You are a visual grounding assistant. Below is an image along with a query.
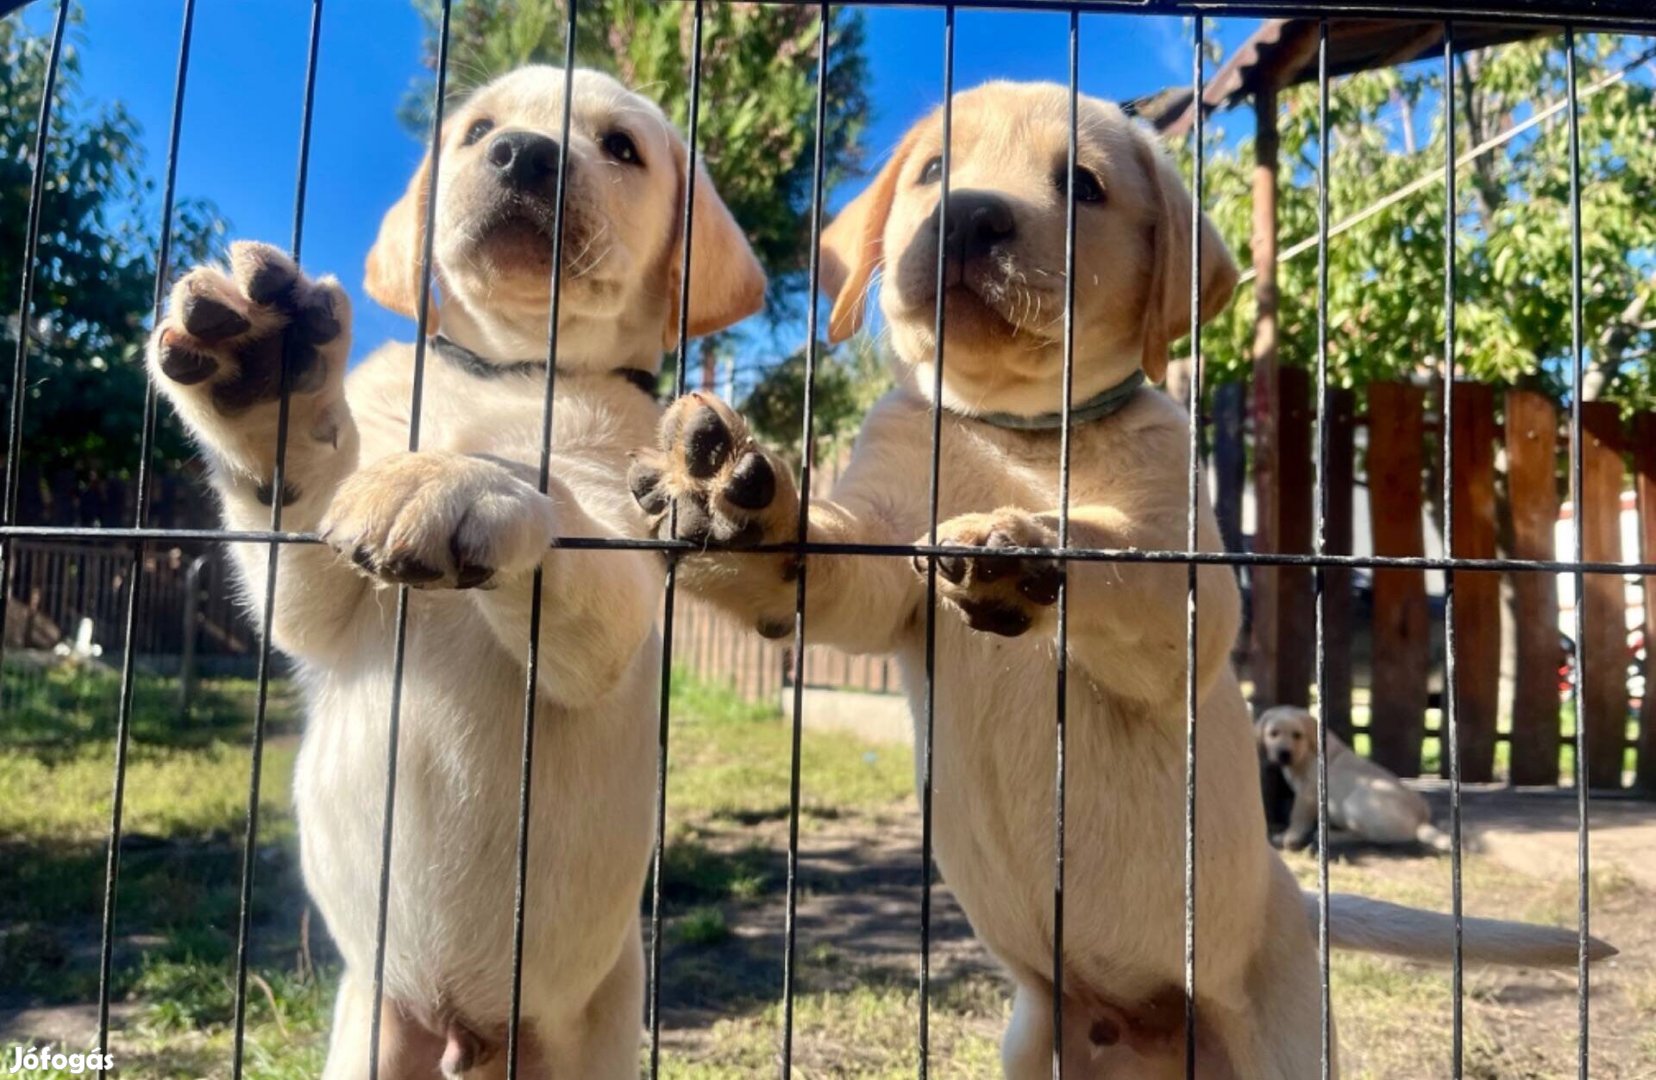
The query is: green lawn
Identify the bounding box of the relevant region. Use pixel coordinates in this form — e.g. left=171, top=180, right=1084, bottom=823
left=0, top=664, right=934, bottom=1079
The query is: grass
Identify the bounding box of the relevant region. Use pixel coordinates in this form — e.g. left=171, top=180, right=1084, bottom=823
left=0, top=663, right=925, bottom=1079
left=7, top=663, right=1650, bottom=1078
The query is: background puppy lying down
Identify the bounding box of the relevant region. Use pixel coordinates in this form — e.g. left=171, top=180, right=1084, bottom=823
left=147, top=68, right=762, bottom=1079
left=628, top=81, right=1613, bottom=1079
left=1258, top=704, right=1454, bottom=853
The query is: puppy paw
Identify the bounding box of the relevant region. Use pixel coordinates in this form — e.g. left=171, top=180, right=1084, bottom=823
left=319, top=452, right=555, bottom=590
left=920, top=509, right=1063, bottom=637
left=628, top=392, right=798, bottom=548
left=147, top=240, right=351, bottom=478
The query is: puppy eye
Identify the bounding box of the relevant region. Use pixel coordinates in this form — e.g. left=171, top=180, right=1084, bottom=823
left=1055, top=165, right=1106, bottom=205
left=917, top=155, right=944, bottom=186
left=463, top=118, right=495, bottom=147
left=603, top=131, right=643, bottom=166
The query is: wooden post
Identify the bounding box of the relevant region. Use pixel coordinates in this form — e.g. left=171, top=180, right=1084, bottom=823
left=1277, top=366, right=1315, bottom=707
left=1448, top=381, right=1500, bottom=782
left=1323, top=387, right=1357, bottom=740
left=1580, top=401, right=1627, bottom=790
left=1248, top=84, right=1282, bottom=707
left=1504, top=389, right=1563, bottom=786
left=1213, top=381, right=1247, bottom=557
left=1633, top=411, right=1656, bottom=793
left=1367, top=381, right=1429, bottom=777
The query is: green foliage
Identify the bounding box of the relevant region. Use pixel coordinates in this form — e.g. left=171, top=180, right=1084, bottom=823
left=740, top=332, right=893, bottom=461
left=0, top=12, right=227, bottom=484
left=1195, top=35, right=1656, bottom=410
left=405, top=0, right=871, bottom=323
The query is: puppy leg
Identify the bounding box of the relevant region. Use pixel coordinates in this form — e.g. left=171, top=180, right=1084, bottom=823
left=537, top=921, right=644, bottom=1080
left=319, top=450, right=658, bottom=708
left=147, top=241, right=366, bottom=658
left=630, top=392, right=921, bottom=654
left=321, top=969, right=446, bottom=1080
left=1209, top=863, right=1333, bottom=1080
left=1275, top=788, right=1319, bottom=852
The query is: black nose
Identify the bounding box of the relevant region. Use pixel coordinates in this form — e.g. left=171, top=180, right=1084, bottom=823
left=1276, top=749, right=1293, bottom=766
left=487, top=130, right=560, bottom=191
left=939, top=190, right=1016, bottom=262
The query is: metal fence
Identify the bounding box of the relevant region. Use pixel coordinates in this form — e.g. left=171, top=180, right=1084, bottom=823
left=3, top=1, right=1655, bottom=1079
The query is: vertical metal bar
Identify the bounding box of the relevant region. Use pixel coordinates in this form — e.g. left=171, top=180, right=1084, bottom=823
left=1312, top=19, right=1334, bottom=1080
left=778, top=3, right=832, bottom=1074
left=1183, top=16, right=1206, bottom=1079
left=646, top=5, right=701, bottom=1073
left=368, top=3, right=452, bottom=1076
left=918, top=6, right=955, bottom=1077
left=1563, top=28, right=1591, bottom=1078
left=94, top=2, right=195, bottom=1071
left=0, top=0, right=68, bottom=552
left=1051, top=10, right=1079, bottom=1078
left=229, top=2, right=323, bottom=1073
left=1440, top=23, right=1466, bottom=1078
left=506, top=2, right=579, bottom=1076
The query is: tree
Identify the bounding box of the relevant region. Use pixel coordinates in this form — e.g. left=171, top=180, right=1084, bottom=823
left=405, top=0, right=872, bottom=388
left=1194, top=34, right=1656, bottom=413
left=1, top=11, right=226, bottom=503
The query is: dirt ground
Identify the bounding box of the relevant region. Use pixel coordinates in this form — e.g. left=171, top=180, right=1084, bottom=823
left=651, top=787, right=1656, bottom=1079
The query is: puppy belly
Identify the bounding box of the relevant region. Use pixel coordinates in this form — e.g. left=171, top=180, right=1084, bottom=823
left=292, top=622, right=657, bottom=1022
left=894, top=631, right=1267, bottom=1004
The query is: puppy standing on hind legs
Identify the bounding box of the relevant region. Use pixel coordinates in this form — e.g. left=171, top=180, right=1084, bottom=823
left=147, top=67, right=765, bottom=1079
left=630, top=81, right=1615, bottom=1078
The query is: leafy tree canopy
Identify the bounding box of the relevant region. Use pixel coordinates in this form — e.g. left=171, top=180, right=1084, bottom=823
left=1195, top=34, right=1656, bottom=412
left=1, top=11, right=226, bottom=489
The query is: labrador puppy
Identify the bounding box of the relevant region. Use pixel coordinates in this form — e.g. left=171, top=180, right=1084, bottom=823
left=146, top=67, right=763, bottom=1080
left=1258, top=705, right=1453, bottom=853
left=626, top=82, right=1611, bottom=1078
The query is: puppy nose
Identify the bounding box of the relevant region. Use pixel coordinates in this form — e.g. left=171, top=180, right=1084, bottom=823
left=941, top=190, right=1016, bottom=262
left=487, top=130, right=561, bottom=191
left=1276, top=749, right=1293, bottom=765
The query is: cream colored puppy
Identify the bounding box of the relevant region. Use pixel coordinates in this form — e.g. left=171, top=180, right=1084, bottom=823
left=627, top=82, right=1611, bottom=1078
left=146, top=68, right=762, bottom=1079
left=1258, top=705, right=1453, bottom=853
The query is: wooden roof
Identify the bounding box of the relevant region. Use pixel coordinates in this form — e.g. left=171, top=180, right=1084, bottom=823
left=1136, top=18, right=1557, bottom=136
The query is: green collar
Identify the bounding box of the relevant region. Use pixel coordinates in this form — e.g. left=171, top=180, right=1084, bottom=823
left=972, top=370, right=1146, bottom=431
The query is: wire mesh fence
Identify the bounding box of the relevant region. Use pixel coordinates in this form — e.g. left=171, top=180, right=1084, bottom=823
left=3, top=1, right=1655, bottom=1079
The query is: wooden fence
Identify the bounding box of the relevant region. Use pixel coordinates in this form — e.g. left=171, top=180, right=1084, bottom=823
left=1240, top=377, right=1651, bottom=792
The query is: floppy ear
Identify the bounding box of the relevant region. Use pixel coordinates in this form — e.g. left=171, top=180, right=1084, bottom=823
left=365, top=148, right=441, bottom=330
left=1133, top=128, right=1238, bottom=384
left=662, top=141, right=767, bottom=351
left=818, top=124, right=925, bottom=345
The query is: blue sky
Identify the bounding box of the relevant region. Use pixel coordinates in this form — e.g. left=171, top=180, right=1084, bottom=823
left=20, top=1, right=1258, bottom=365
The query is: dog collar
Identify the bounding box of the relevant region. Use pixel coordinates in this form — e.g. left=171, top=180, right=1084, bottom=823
left=429, top=335, right=659, bottom=399
left=969, top=370, right=1146, bottom=431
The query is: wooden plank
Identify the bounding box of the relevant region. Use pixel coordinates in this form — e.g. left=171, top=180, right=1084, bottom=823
left=1579, top=401, right=1626, bottom=790
left=1276, top=366, right=1315, bottom=708
left=1634, top=412, right=1656, bottom=794
left=1323, top=387, right=1357, bottom=741
left=1247, top=84, right=1281, bottom=709
left=1504, top=389, right=1564, bottom=786
left=1366, top=381, right=1429, bottom=777
left=1447, top=381, right=1500, bottom=782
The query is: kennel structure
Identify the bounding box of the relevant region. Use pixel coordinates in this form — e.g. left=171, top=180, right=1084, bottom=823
left=3, top=1, right=1655, bottom=1078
